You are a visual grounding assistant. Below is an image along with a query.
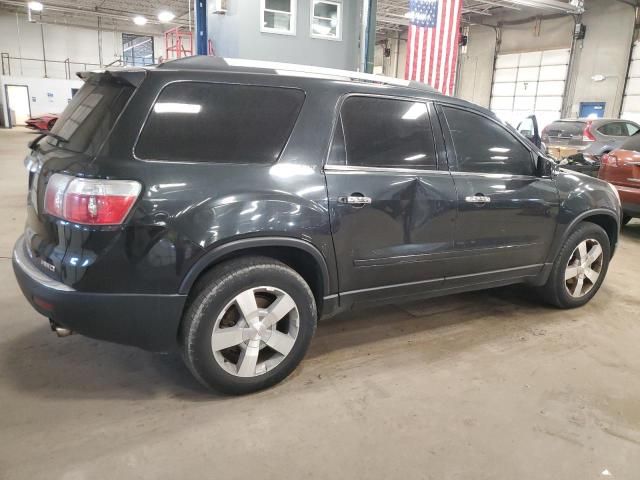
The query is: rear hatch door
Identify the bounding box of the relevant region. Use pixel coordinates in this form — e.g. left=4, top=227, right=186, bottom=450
left=544, top=121, right=587, bottom=148
left=24, top=71, right=139, bottom=283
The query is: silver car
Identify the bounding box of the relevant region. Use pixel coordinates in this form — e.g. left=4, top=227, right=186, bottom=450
left=541, top=118, right=640, bottom=157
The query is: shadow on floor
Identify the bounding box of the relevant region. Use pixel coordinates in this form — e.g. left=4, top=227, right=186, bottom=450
left=1, top=285, right=557, bottom=401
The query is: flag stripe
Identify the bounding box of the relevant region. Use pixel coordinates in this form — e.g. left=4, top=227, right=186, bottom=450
left=405, top=0, right=462, bottom=96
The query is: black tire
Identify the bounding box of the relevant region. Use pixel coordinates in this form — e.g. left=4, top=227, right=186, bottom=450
left=539, top=223, right=611, bottom=309
left=622, top=215, right=633, bottom=226
left=180, top=256, right=317, bottom=395
left=47, top=119, right=56, bottom=131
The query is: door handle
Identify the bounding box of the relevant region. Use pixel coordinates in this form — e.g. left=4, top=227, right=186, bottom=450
left=465, top=195, right=491, bottom=204
left=338, top=194, right=372, bottom=207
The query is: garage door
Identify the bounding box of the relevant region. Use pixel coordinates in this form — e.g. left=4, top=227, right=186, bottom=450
left=490, top=49, right=570, bottom=130
left=622, top=42, right=640, bottom=123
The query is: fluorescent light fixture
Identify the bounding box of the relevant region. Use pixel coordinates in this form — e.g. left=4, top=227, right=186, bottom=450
left=28, top=1, right=43, bottom=11
left=489, top=147, right=510, bottom=153
left=402, top=103, right=427, bottom=120
left=158, top=10, right=175, bottom=22
left=404, top=153, right=426, bottom=161
left=154, top=103, right=201, bottom=114
left=133, top=15, right=148, bottom=25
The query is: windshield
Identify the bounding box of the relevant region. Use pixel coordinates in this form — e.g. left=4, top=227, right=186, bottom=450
left=48, top=75, right=134, bottom=156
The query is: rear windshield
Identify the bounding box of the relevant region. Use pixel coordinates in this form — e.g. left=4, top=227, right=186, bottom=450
left=48, top=75, right=134, bottom=155
left=621, top=133, right=640, bottom=152
left=544, top=121, right=584, bottom=137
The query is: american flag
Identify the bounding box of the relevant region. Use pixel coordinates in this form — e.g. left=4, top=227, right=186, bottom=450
left=405, top=0, right=463, bottom=96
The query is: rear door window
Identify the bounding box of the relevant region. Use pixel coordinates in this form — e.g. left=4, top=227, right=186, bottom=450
left=338, top=96, right=437, bottom=170
left=49, top=75, right=134, bottom=155
left=136, top=82, right=305, bottom=164
left=442, top=106, right=535, bottom=176
left=598, top=122, right=629, bottom=136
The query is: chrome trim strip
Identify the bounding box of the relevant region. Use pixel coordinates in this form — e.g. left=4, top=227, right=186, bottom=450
left=324, top=164, right=451, bottom=175
left=12, top=236, right=74, bottom=292
left=340, top=277, right=444, bottom=297
left=445, top=264, right=543, bottom=281
left=340, top=264, right=543, bottom=297
left=448, top=171, right=536, bottom=180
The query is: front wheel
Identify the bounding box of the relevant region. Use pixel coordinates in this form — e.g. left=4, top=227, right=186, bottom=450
left=539, top=223, right=610, bottom=309
left=180, top=256, right=317, bottom=395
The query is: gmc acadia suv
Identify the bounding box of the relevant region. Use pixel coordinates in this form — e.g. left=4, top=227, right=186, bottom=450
left=13, top=57, right=622, bottom=394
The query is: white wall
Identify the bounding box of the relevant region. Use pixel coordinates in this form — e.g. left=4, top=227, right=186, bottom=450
left=456, top=0, right=637, bottom=119
left=0, top=75, right=84, bottom=127
left=0, top=11, right=166, bottom=79
left=566, top=0, right=636, bottom=118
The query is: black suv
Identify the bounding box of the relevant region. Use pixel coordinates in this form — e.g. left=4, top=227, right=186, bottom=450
left=13, top=57, right=621, bottom=394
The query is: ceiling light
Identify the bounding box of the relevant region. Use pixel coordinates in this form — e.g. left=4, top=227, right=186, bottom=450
left=157, top=10, right=175, bottom=22
left=28, top=1, right=43, bottom=11
left=133, top=15, right=147, bottom=25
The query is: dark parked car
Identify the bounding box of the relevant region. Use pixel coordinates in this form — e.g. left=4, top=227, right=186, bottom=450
left=13, top=57, right=622, bottom=394
left=599, top=133, right=640, bottom=225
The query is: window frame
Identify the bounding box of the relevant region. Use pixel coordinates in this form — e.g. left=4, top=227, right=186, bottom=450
left=260, top=0, right=297, bottom=36
left=437, top=102, right=538, bottom=177
left=122, top=33, right=155, bottom=67
left=310, top=0, right=342, bottom=41
left=133, top=80, right=306, bottom=165
left=324, top=93, right=441, bottom=172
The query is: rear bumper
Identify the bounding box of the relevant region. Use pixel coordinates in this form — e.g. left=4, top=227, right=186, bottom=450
left=12, top=235, right=187, bottom=352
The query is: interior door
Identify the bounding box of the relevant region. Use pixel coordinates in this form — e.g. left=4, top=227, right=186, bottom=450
left=6, top=85, right=31, bottom=127
left=517, top=115, right=541, bottom=149
left=325, top=96, right=457, bottom=304
left=438, top=104, right=559, bottom=285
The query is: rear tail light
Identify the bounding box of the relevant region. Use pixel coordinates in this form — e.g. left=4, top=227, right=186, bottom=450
left=44, top=173, right=142, bottom=225
left=601, top=153, right=618, bottom=166
left=582, top=122, right=596, bottom=142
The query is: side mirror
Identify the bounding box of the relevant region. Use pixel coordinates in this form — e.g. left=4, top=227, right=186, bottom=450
left=537, top=155, right=557, bottom=177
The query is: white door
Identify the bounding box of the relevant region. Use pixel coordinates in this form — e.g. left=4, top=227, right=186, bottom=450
left=6, top=85, right=31, bottom=126
left=622, top=42, right=640, bottom=123
left=490, top=48, right=570, bottom=131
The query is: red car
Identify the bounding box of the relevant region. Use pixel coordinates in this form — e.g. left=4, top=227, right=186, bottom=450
left=599, top=134, right=640, bottom=225
left=25, top=114, right=58, bottom=132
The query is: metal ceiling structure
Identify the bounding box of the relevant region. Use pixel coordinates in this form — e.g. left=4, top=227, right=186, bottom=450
left=0, top=0, right=191, bottom=29
left=376, top=0, right=583, bottom=35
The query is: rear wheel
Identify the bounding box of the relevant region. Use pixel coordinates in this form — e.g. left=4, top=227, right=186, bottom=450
left=180, top=256, right=317, bottom=394
left=46, top=119, right=56, bottom=131
left=539, top=223, right=610, bottom=309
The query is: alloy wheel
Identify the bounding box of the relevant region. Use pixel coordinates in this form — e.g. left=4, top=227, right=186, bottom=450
left=211, top=287, right=299, bottom=377
left=564, top=238, right=604, bottom=298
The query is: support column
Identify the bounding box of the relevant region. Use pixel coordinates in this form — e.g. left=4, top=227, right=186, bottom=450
left=195, top=0, right=208, bottom=55
left=360, top=0, right=377, bottom=73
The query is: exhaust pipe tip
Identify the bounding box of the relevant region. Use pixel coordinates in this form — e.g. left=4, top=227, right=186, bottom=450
left=49, top=320, right=73, bottom=337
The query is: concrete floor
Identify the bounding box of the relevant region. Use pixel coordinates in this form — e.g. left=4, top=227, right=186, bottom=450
left=1, top=127, right=639, bottom=479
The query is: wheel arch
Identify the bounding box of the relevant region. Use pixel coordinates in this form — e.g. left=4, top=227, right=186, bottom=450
left=179, top=237, right=333, bottom=314
left=554, top=209, right=620, bottom=262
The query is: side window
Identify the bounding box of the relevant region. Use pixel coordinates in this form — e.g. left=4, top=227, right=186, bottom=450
left=340, top=96, right=437, bottom=170
left=136, top=83, right=304, bottom=164
left=598, top=122, right=627, bottom=136
left=442, top=106, right=535, bottom=176
left=327, top=118, right=346, bottom=165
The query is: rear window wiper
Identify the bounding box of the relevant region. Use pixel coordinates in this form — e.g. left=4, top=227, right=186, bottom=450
left=28, top=132, right=68, bottom=150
